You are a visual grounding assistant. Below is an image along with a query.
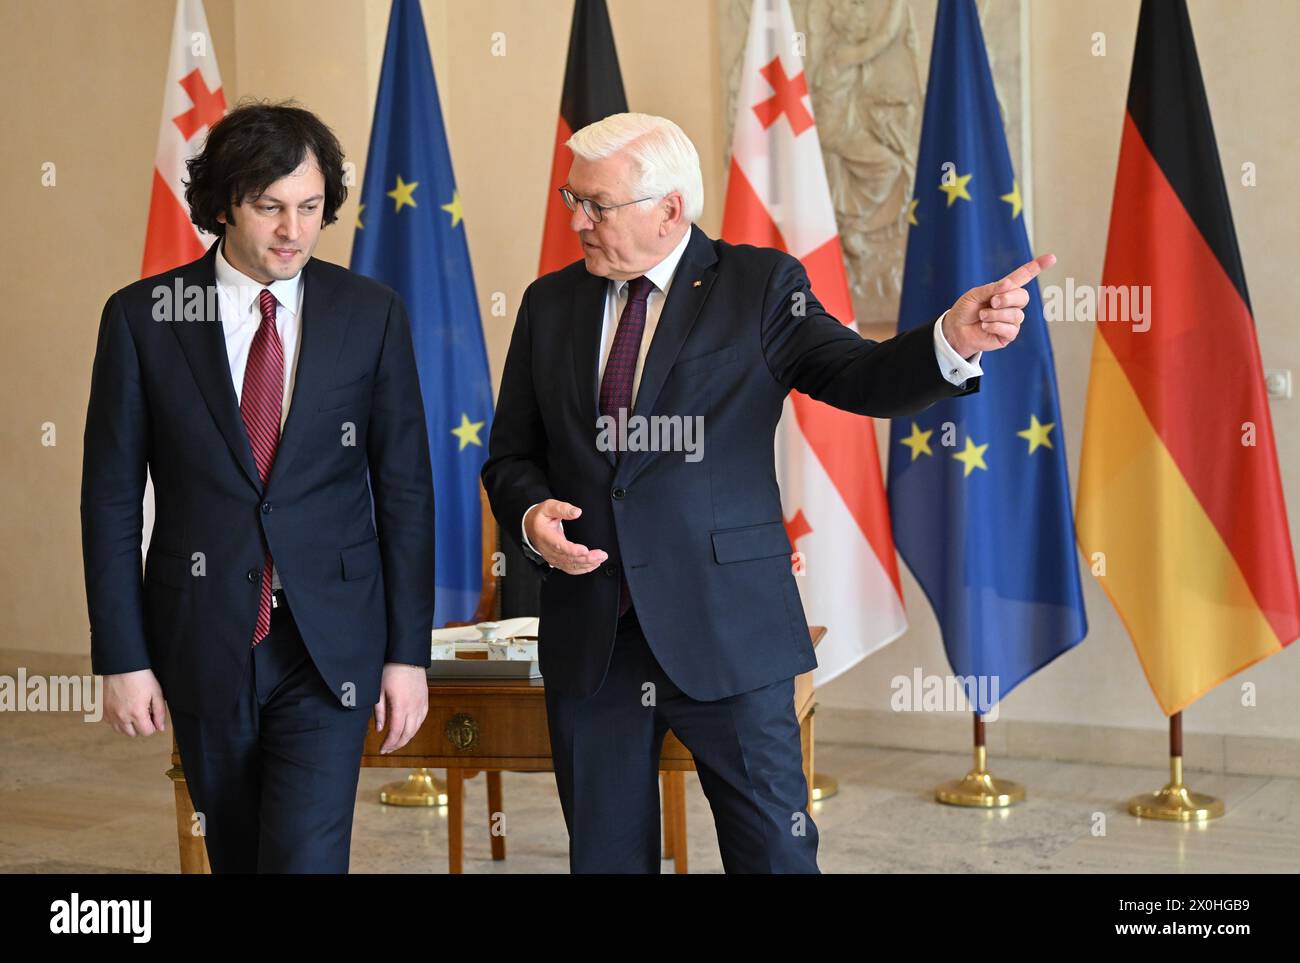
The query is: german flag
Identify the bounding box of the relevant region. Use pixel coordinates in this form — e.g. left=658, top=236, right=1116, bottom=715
left=1076, top=0, right=1300, bottom=716
left=537, top=0, right=627, bottom=276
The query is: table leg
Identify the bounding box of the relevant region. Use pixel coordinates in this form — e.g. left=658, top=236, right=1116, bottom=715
left=661, top=772, right=674, bottom=860
left=801, top=708, right=815, bottom=810
left=665, top=770, right=687, bottom=874
left=447, top=768, right=464, bottom=874
left=167, top=764, right=210, bottom=874
left=487, top=771, right=505, bottom=861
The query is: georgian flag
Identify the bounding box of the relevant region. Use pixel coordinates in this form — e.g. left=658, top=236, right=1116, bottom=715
left=721, top=0, right=907, bottom=685
left=142, top=0, right=225, bottom=277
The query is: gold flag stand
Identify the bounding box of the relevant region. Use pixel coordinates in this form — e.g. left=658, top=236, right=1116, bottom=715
left=935, top=713, right=1024, bottom=807
left=811, top=773, right=838, bottom=802
left=379, top=768, right=448, bottom=807
left=1128, top=711, right=1223, bottom=820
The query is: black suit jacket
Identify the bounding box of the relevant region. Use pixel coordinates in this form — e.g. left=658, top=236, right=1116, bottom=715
left=482, top=224, right=978, bottom=701
left=81, top=240, right=436, bottom=718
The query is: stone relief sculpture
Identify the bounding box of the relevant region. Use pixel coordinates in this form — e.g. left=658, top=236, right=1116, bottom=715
left=807, top=0, right=922, bottom=309
left=722, top=0, right=1027, bottom=328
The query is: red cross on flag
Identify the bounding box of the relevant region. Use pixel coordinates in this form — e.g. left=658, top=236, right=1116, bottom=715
left=141, top=0, right=226, bottom=278
left=721, top=0, right=906, bottom=685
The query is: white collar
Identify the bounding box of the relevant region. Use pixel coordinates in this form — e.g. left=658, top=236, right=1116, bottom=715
left=612, top=226, right=693, bottom=298
left=214, top=239, right=304, bottom=318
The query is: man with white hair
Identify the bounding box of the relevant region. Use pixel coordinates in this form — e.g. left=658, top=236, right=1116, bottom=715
left=483, top=112, right=1050, bottom=873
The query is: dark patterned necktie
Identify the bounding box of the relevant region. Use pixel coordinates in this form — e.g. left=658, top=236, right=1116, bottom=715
left=598, top=275, right=653, bottom=615
left=241, top=289, right=284, bottom=646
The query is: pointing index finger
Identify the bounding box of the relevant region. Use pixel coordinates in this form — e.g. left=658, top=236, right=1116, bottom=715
left=995, top=252, right=1056, bottom=293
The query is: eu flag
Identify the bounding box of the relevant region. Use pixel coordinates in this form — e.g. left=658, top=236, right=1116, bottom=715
left=352, top=0, right=493, bottom=626
left=886, top=0, right=1086, bottom=708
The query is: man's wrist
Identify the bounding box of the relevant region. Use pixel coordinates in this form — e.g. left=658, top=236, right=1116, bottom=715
left=939, top=311, right=974, bottom=361
left=934, top=311, right=983, bottom=384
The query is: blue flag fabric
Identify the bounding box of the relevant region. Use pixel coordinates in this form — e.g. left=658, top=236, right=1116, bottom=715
left=886, top=0, right=1086, bottom=708
left=352, top=0, right=493, bottom=626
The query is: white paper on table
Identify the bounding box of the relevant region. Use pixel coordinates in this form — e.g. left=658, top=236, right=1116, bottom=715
left=429, top=617, right=539, bottom=645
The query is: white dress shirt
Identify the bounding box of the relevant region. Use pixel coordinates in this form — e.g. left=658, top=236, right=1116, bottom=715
left=214, top=240, right=305, bottom=590
left=521, top=229, right=984, bottom=557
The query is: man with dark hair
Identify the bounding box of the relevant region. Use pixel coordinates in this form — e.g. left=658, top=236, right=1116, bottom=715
left=81, top=102, right=436, bottom=873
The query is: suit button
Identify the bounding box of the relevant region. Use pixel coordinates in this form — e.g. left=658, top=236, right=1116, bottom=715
left=602, top=563, right=617, bottom=577
left=246, top=569, right=259, bottom=583
left=612, top=487, right=627, bottom=500
left=261, top=502, right=273, bottom=514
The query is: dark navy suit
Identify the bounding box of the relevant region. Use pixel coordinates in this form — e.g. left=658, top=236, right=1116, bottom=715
left=81, top=239, right=435, bottom=872
left=482, top=224, right=977, bottom=872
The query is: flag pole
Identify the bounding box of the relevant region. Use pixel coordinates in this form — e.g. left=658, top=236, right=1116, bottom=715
left=1127, top=711, right=1224, bottom=820
left=935, top=712, right=1024, bottom=807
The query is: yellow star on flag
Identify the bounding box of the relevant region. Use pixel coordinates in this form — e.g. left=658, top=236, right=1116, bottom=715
left=451, top=413, right=484, bottom=451
left=905, top=197, right=919, bottom=226
left=939, top=170, right=973, bottom=207
left=387, top=174, right=419, bottom=213
left=441, top=190, right=464, bottom=228
left=1016, top=414, right=1055, bottom=454
left=1000, top=180, right=1023, bottom=219
left=900, top=422, right=933, bottom=461
left=952, top=436, right=989, bottom=477
left=356, top=203, right=365, bottom=230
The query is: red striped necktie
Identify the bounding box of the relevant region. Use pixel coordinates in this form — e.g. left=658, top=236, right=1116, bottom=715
left=241, top=288, right=284, bottom=647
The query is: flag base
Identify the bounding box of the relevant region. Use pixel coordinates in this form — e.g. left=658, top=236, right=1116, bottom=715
left=811, top=773, right=838, bottom=802
left=1128, top=755, right=1224, bottom=821
left=935, top=744, right=1024, bottom=808
left=379, top=768, right=448, bottom=807
left=934, top=769, right=1025, bottom=808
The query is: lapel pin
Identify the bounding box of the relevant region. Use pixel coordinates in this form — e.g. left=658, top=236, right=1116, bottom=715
left=692, top=279, right=702, bottom=287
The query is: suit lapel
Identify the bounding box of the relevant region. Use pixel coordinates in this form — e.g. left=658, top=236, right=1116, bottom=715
left=616, top=226, right=718, bottom=481
left=628, top=225, right=717, bottom=425
left=570, top=270, right=615, bottom=467
left=169, top=241, right=263, bottom=492
left=264, top=256, right=346, bottom=494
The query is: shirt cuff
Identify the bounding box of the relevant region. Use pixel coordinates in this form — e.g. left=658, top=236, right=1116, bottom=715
left=933, top=310, right=983, bottom=385
left=521, top=502, right=551, bottom=566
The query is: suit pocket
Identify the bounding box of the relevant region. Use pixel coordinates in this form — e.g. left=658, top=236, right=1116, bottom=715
left=318, top=375, right=372, bottom=411
left=340, top=536, right=381, bottom=581
left=670, top=344, right=738, bottom=378
left=145, top=550, right=191, bottom=589
left=710, top=520, right=792, bottom=564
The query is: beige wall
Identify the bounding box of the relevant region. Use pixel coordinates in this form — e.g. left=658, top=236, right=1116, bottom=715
left=1, top=0, right=234, bottom=665
left=2, top=0, right=1296, bottom=742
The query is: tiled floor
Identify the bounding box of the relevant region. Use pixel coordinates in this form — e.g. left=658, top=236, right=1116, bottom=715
left=2, top=709, right=1297, bottom=873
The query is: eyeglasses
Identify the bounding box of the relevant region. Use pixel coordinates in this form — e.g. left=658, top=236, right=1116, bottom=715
left=558, top=186, right=655, bottom=224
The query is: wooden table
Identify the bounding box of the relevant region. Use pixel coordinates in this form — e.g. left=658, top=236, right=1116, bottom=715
left=170, top=626, right=824, bottom=874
